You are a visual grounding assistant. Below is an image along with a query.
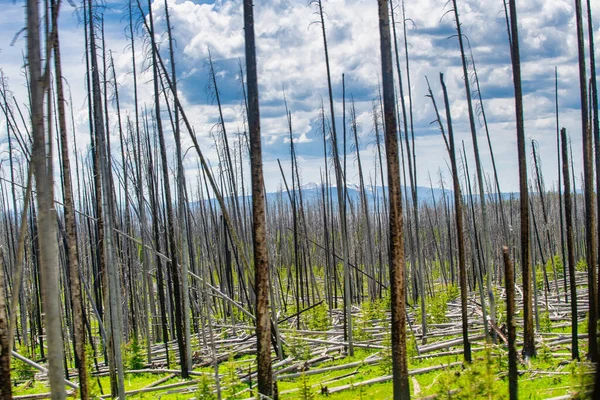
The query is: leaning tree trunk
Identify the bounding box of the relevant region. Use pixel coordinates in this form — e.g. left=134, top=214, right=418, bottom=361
left=244, top=1, right=273, bottom=397
left=439, top=73, right=471, bottom=363
left=146, top=0, right=189, bottom=377
left=378, top=1, right=410, bottom=398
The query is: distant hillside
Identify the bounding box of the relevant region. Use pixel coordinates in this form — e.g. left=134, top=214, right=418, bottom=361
left=196, top=182, right=521, bottom=209
left=266, top=182, right=452, bottom=207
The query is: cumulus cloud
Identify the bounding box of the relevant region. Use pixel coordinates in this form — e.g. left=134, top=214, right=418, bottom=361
left=0, top=0, right=598, bottom=196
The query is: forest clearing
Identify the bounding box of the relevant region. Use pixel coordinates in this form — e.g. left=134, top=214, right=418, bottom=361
left=0, top=0, right=599, bottom=399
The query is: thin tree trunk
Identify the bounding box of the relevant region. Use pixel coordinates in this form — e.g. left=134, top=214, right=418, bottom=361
left=244, top=1, right=273, bottom=397
left=164, top=0, right=193, bottom=371
left=28, top=0, right=66, bottom=397
left=507, top=0, right=535, bottom=358
left=439, top=73, right=471, bottom=363
left=452, top=0, right=493, bottom=337
left=574, top=0, right=598, bottom=362
left=53, top=0, right=87, bottom=394
left=378, top=1, right=410, bottom=398
left=87, top=0, right=126, bottom=394
left=312, top=0, right=353, bottom=355
left=0, top=255, right=11, bottom=399
left=561, top=128, right=579, bottom=360
left=503, top=246, right=518, bottom=400
left=146, top=0, right=189, bottom=377
left=586, top=0, right=600, bottom=316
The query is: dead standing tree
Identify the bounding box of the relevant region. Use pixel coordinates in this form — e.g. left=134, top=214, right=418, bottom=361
left=311, top=0, right=354, bottom=356
left=451, top=0, right=492, bottom=336
left=429, top=73, right=472, bottom=363
left=561, top=128, right=579, bottom=361
left=574, top=0, right=598, bottom=362
left=243, top=2, right=274, bottom=397
left=87, top=0, right=126, bottom=395
left=378, top=0, right=410, bottom=398
left=27, top=0, right=67, bottom=398
left=146, top=0, right=190, bottom=377
left=52, top=0, right=88, bottom=395
left=507, top=0, right=535, bottom=358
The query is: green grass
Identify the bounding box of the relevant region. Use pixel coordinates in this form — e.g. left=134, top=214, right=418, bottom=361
left=11, top=336, right=591, bottom=399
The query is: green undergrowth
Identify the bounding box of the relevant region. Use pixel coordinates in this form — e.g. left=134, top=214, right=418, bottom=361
left=11, top=336, right=591, bottom=399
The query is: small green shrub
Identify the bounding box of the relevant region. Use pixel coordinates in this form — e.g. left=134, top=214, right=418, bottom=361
left=579, top=313, right=588, bottom=334
left=195, top=374, right=217, bottom=400
left=537, top=340, right=553, bottom=365
left=285, top=334, right=312, bottom=360
left=298, top=371, right=315, bottom=400
left=576, top=258, right=587, bottom=272
left=306, top=302, right=330, bottom=331
left=433, top=344, right=501, bottom=399
left=539, top=311, right=552, bottom=333
left=548, top=255, right=564, bottom=278
left=568, top=360, right=593, bottom=399
left=494, top=287, right=507, bottom=326
left=222, top=355, right=244, bottom=399
left=379, top=331, right=392, bottom=375
left=354, top=302, right=374, bottom=341
left=84, top=344, right=102, bottom=399
left=13, top=345, right=36, bottom=381
left=415, top=285, right=457, bottom=326
left=122, top=339, right=145, bottom=370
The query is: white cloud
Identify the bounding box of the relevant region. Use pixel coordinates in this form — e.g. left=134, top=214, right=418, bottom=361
left=0, top=0, right=597, bottom=198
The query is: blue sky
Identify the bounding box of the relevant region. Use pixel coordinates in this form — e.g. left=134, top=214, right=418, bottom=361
left=0, top=0, right=598, bottom=197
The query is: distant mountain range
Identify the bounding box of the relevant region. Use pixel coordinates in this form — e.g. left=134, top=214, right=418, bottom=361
left=265, top=182, right=452, bottom=207
left=198, top=182, right=521, bottom=209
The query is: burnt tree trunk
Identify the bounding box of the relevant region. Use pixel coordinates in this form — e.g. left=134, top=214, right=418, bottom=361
left=378, top=0, right=410, bottom=398
left=244, top=0, right=273, bottom=397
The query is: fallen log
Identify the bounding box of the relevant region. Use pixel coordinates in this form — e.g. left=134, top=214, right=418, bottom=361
left=326, top=362, right=462, bottom=394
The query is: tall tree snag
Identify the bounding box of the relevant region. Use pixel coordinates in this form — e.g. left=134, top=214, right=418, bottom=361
left=378, top=0, right=410, bottom=398
left=244, top=0, right=273, bottom=397
left=27, top=0, right=67, bottom=397
left=507, top=0, right=535, bottom=358
left=574, top=0, right=598, bottom=362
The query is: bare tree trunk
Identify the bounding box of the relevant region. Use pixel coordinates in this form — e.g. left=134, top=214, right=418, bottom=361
left=244, top=1, right=273, bottom=397
left=378, top=1, right=409, bottom=398
left=574, top=0, right=598, bottom=362
left=145, top=0, right=189, bottom=377
left=556, top=68, right=569, bottom=303
left=586, top=0, right=600, bottom=316
left=163, top=0, right=193, bottom=370
left=87, top=0, right=126, bottom=394
left=503, top=246, right=518, bottom=400
left=561, top=128, right=579, bottom=360
left=452, top=0, right=493, bottom=337
left=507, top=0, right=535, bottom=358
left=27, top=0, right=66, bottom=397
left=0, top=256, right=11, bottom=399
left=312, top=0, right=353, bottom=355
left=52, top=0, right=88, bottom=395
left=439, top=73, right=471, bottom=363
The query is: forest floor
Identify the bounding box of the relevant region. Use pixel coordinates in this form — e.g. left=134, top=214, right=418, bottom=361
left=10, top=274, right=596, bottom=399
